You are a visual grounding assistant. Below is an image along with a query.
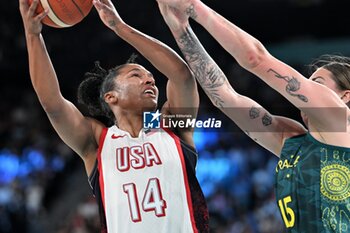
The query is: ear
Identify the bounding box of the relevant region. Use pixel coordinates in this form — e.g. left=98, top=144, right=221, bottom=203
left=340, top=89, right=350, bottom=104
left=104, top=91, right=118, bottom=105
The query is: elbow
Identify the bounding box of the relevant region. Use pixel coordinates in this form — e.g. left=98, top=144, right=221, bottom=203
left=39, top=99, right=57, bottom=115
left=175, top=65, right=194, bottom=82
left=239, top=39, right=268, bottom=70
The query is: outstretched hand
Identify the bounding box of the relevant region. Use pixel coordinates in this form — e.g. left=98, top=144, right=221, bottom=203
left=93, top=0, right=124, bottom=31
left=19, top=0, right=48, bottom=35
left=157, top=2, right=190, bottom=32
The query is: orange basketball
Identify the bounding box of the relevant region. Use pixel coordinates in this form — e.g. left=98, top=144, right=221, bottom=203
left=28, top=0, right=93, bottom=28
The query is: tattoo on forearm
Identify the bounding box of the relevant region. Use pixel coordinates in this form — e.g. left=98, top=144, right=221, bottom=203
left=348, top=116, right=350, bottom=125
left=185, top=4, right=197, bottom=19
left=250, top=106, right=272, bottom=127
left=245, top=130, right=258, bottom=142
left=249, top=107, right=260, bottom=119
left=267, top=69, right=308, bottom=102
left=108, top=20, right=116, bottom=28
left=262, top=113, right=272, bottom=126
left=178, top=27, right=226, bottom=107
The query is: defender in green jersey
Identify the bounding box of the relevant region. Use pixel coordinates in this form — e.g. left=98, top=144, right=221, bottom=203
left=156, top=0, right=350, bottom=232
left=277, top=133, right=350, bottom=232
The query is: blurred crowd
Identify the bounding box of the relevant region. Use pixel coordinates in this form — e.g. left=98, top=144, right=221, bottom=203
left=0, top=89, right=75, bottom=233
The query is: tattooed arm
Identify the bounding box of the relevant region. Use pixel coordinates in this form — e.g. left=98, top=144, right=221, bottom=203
left=158, top=4, right=306, bottom=155
left=157, top=0, right=348, bottom=132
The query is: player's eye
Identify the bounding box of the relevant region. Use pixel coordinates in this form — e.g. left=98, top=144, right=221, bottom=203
left=131, top=73, right=141, bottom=78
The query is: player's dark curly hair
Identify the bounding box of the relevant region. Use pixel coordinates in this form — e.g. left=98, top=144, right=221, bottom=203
left=310, top=54, right=350, bottom=91
left=77, top=54, right=138, bottom=126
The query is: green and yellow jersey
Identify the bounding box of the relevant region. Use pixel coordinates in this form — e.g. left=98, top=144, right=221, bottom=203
left=276, top=133, right=350, bottom=233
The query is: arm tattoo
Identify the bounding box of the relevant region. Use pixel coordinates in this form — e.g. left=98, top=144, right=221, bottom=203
left=185, top=4, right=197, bottom=19
left=177, top=27, right=226, bottom=107
left=249, top=106, right=272, bottom=127
left=267, top=69, right=308, bottom=102
left=249, top=107, right=260, bottom=119
left=262, top=113, right=272, bottom=126
left=108, top=20, right=116, bottom=28
left=245, top=130, right=258, bottom=142
left=348, top=116, right=350, bottom=125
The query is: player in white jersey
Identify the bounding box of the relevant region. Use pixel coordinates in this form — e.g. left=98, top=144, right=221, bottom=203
left=89, top=124, right=207, bottom=232
left=19, top=0, right=209, bottom=232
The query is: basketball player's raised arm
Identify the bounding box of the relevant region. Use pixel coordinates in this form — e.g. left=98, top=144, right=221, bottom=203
left=160, top=0, right=348, bottom=131
left=94, top=0, right=199, bottom=144
left=94, top=0, right=198, bottom=108
left=158, top=3, right=306, bottom=155
left=19, top=0, right=101, bottom=165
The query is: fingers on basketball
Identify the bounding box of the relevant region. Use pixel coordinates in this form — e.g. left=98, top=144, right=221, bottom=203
left=35, top=8, right=49, bottom=21
left=28, top=0, right=93, bottom=28
left=28, top=0, right=39, bottom=16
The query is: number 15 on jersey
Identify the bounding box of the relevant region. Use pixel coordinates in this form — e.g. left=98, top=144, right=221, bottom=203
left=278, top=195, right=295, bottom=228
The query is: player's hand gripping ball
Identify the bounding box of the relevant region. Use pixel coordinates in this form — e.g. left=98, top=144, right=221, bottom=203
left=28, top=0, right=93, bottom=28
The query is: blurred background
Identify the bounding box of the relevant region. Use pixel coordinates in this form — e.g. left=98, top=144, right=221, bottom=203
left=1, top=0, right=350, bottom=232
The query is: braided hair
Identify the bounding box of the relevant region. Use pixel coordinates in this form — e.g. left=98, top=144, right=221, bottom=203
left=77, top=54, right=139, bottom=126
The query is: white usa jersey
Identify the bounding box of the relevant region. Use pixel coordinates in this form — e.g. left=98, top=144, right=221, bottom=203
left=88, top=126, right=209, bottom=233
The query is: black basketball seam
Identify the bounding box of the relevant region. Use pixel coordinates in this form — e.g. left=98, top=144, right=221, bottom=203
left=47, top=0, right=69, bottom=25
left=71, top=0, right=85, bottom=17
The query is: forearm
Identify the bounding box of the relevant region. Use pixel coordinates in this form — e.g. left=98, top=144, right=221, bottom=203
left=25, top=34, right=99, bottom=160
left=170, top=24, right=231, bottom=108
left=112, top=23, right=191, bottom=80
left=25, top=33, right=62, bottom=111
left=189, top=0, right=268, bottom=70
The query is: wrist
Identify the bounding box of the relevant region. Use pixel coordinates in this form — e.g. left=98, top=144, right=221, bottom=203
left=165, top=18, right=189, bottom=37
left=171, top=23, right=190, bottom=40
left=25, top=32, right=41, bottom=41
left=189, top=0, right=208, bottom=23
left=111, top=20, right=126, bottom=35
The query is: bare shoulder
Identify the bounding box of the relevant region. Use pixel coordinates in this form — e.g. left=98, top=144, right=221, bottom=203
left=306, top=109, right=350, bottom=148
left=310, top=131, right=350, bottom=148
left=160, top=101, right=195, bottom=148
left=312, top=115, right=350, bottom=148
left=82, top=117, right=106, bottom=175
left=277, top=116, right=308, bottom=146
left=82, top=117, right=106, bottom=155
left=87, top=117, right=106, bottom=144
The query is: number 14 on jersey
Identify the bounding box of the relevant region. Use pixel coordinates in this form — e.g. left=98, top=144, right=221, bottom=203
left=123, top=178, right=167, bottom=222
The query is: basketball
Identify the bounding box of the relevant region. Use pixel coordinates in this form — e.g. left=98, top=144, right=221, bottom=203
left=28, top=0, right=93, bottom=28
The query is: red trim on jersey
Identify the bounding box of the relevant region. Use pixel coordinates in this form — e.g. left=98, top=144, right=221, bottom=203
left=163, top=128, right=198, bottom=233
left=97, top=127, right=108, bottom=218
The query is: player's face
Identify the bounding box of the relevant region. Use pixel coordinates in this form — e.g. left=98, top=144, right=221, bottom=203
left=115, top=64, right=159, bottom=112
left=309, top=67, right=341, bottom=94
left=301, top=67, right=342, bottom=126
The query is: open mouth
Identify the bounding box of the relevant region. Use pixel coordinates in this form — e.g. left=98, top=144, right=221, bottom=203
left=144, top=89, right=155, bottom=95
